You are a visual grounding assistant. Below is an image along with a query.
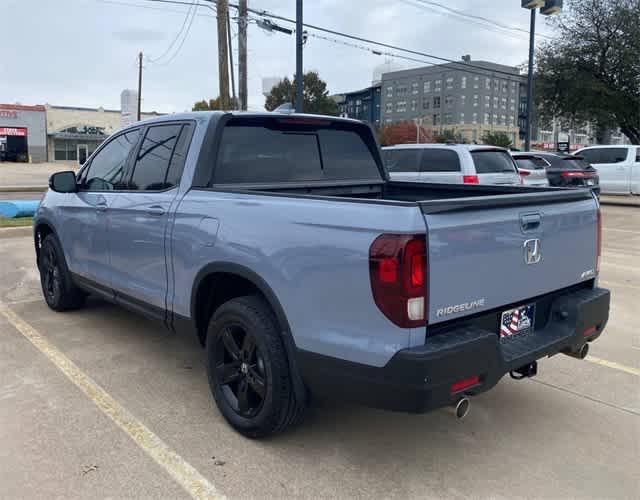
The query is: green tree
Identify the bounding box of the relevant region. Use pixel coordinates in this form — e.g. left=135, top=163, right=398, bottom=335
left=264, top=71, right=339, bottom=116
left=192, top=96, right=238, bottom=111
left=481, top=131, right=513, bottom=149
left=535, top=0, right=640, bottom=144
left=433, top=129, right=466, bottom=143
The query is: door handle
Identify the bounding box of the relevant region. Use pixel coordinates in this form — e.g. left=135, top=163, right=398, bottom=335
left=146, top=205, right=165, bottom=216
left=521, top=213, right=541, bottom=232
left=95, top=202, right=108, bottom=212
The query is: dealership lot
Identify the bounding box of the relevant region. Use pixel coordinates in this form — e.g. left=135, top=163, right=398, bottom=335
left=0, top=205, right=638, bottom=499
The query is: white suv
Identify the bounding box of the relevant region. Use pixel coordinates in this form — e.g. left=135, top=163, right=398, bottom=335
left=382, top=144, right=521, bottom=186
left=574, top=145, right=640, bottom=195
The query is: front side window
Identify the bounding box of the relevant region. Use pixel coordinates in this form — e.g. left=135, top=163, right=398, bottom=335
left=580, top=148, right=628, bottom=164
left=81, top=129, right=140, bottom=191
left=382, top=149, right=421, bottom=173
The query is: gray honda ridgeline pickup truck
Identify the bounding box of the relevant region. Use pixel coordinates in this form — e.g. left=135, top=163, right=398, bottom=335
left=35, top=112, right=610, bottom=437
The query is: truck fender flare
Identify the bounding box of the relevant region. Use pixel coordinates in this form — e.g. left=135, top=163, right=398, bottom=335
left=190, top=262, right=307, bottom=403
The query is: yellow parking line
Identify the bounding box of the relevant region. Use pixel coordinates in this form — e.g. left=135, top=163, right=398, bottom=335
left=0, top=301, right=224, bottom=500
left=585, top=355, right=640, bottom=377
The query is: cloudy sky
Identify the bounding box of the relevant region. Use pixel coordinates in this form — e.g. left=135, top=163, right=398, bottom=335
left=1, top=0, right=557, bottom=113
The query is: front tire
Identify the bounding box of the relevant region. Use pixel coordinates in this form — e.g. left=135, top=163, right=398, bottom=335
left=206, top=295, right=305, bottom=438
left=38, top=234, right=86, bottom=311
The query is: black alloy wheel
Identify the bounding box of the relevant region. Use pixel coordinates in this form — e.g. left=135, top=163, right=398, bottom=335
left=40, top=243, right=61, bottom=304
left=215, top=323, right=267, bottom=418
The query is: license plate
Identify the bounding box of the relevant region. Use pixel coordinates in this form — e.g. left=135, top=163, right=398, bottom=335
left=500, top=304, right=535, bottom=338
left=586, top=179, right=595, bottom=186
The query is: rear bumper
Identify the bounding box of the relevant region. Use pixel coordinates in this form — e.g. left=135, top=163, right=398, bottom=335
left=298, top=287, right=610, bottom=413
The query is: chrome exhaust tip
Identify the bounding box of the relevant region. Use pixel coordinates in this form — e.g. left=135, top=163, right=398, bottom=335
left=565, top=343, right=589, bottom=360
left=448, top=397, right=470, bottom=420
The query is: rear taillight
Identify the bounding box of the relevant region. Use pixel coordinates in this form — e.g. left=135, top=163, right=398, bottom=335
left=561, top=171, right=596, bottom=178
left=463, top=175, right=479, bottom=184
left=451, top=375, right=480, bottom=394
left=519, top=170, right=530, bottom=176
left=596, top=208, right=602, bottom=274
left=369, top=234, right=427, bottom=328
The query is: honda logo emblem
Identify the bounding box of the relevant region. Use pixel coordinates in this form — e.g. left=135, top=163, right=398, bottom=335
left=523, top=239, right=542, bottom=264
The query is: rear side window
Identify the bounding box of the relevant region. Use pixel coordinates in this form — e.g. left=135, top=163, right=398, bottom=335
left=130, top=124, right=186, bottom=190
left=420, top=149, right=461, bottom=172
left=214, top=120, right=381, bottom=184
left=471, top=150, right=517, bottom=174
left=382, top=149, right=421, bottom=173
left=580, top=148, right=628, bottom=164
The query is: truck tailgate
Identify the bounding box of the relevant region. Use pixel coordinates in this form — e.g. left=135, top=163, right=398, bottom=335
left=421, top=192, right=598, bottom=325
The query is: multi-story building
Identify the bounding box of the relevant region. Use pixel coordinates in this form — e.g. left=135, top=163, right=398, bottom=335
left=380, top=60, right=525, bottom=147
left=335, top=83, right=382, bottom=129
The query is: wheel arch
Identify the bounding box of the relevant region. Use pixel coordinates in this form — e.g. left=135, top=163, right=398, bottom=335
left=33, top=218, right=59, bottom=262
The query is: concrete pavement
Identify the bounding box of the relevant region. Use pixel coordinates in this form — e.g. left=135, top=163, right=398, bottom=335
left=0, top=205, right=638, bottom=499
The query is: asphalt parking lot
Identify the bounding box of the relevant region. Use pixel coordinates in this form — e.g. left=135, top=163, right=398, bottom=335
left=0, top=204, right=638, bottom=499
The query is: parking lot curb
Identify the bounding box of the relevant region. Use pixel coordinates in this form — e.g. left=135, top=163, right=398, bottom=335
left=0, top=226, right=32, bottom=239
left=0, top=186, right=47, bottom=193
left=599, top=198, right=640, bottom=208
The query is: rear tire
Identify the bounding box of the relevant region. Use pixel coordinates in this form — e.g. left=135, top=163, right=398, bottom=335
left=205, top=295, right=306, bottom=438
left=38, top=234, right=86, bottom=311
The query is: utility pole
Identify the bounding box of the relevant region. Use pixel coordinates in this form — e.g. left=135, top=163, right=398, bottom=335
left=216, top=0, right=230, bottom=109
left=238, top=0, right=248, bottom=110
left=295, top=0, right=303, bottom=113
left=137, top=51, right=143, bottom=121
left=227, top=14, right=236, bottom=108
left=524, top=8, right=536, bottom=151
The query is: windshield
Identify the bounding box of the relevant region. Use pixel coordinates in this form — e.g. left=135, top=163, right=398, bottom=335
left=471, top=150, right=517, bottom=174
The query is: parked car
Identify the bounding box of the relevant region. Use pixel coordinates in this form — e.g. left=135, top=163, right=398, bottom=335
left=528, top=152, right=600, bottom=194
left=510, top=153, right=550, bottom=187
left=34, top=112, right=609, bottom=437
left=382, top=144, right=521, bottom=186
left=574, top=145, right=640, bottom=195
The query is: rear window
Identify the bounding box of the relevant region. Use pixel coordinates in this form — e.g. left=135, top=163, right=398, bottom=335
left=382, top=149, right=421, bottom=173
left=471, top=150, right=517, bottom=174
left=214, top=119, right=381, bottom=184
left=561, top=156, right=592, bottom=170
left=514, top=157, right=546, bottom=170
left=420, top=149, right=461, bottom=172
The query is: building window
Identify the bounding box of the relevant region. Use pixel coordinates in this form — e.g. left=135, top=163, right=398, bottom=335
left=385, top=118, right=392, bottom=124
left=433, top=96, right=441, bottom=108
left=433, top=114, right=440, bottom=126
left=460, top=112, right=465, bottom=124
left=501, top=97, right=507, bottom=109
left=424, top=81, right=431, bottom=93
left=445, top=95, right=454, bottom=107
left=472, top=112, right=478, bottom=124
left=385, top=102, right=393, bottom=113
left=386, top=86, right=393, bottom=97
left=473, top=95, right=479, bottom=107
left=461, top=76, right=467, bottom=89
left=411, top=99, right=417, bottom=111
left=461, top=95, right=466, bottom=105
left=502, top=81, right=508, bottom=93
left=493, top=113, right=499, bottom=124
left=484, top=113, right=490, bottom=125
left=500, top=114, right=506, bottom=125
left=434, top=79, right=442, bottom=92
left=510, top=98, right=515, bottom=111
left=485, top=78, right=491, bottom=90
left=446, top=77, right=454, bottom=89
left=444, top=113, right=453, bottom=124
left=474, top=76, right=479, bottom=89
left=396, top=101, right=407, bottom=112
left=411, top=82, right=419, bottom=94
left=494, top=79, right=499, bottom=89
left=397, top=86, right=408, bottom=96
left=423, top=97, right=430, bottom=109
left=511, top=81, right=517, bottom=92
left=493, top=96, right=499, bottom=108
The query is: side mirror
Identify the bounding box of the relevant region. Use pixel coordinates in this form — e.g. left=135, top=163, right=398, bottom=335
left=49, top=171, right=78, bottom=193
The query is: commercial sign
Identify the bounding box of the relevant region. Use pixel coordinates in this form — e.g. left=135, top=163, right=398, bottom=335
left=0, top=127, right=27, bottom=136
left=0, top=110, right=18, bottom=119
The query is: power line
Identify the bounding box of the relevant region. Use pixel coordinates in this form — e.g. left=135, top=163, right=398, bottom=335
left=403, top=0, right=554, bottom=40
left=147, top=0, right=196, bottom=63
left=149, top=0, right=200, bottom=66
left=95, top=0, right=213, bottom=17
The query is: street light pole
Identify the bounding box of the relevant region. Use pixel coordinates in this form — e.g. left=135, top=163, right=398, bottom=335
left=525, top=8, right=536, bottom=151
left=295, top=0, right=303, bottom=113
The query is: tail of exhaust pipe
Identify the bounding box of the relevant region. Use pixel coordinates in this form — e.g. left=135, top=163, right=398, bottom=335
left=446, top=397, right=470, bottom=420
left=564, top=343, right=589, bottom=360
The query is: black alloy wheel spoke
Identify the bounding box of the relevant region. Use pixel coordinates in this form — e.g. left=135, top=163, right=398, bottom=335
left=217, top=361, right=242, bottom=385
left=221, top=329, right=241, bottom=361
left=241, top=333, right=256, bottom=360
left=237, top=378, right=250, bottom=414
left=247, top=368, right=266, bottom=398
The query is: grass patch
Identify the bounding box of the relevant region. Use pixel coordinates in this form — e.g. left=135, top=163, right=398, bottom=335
left=0, top=217, right=32, bottom=228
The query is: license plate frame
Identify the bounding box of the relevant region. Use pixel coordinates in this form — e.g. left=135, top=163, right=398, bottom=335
left=500, top=304, right=535, bottom=339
